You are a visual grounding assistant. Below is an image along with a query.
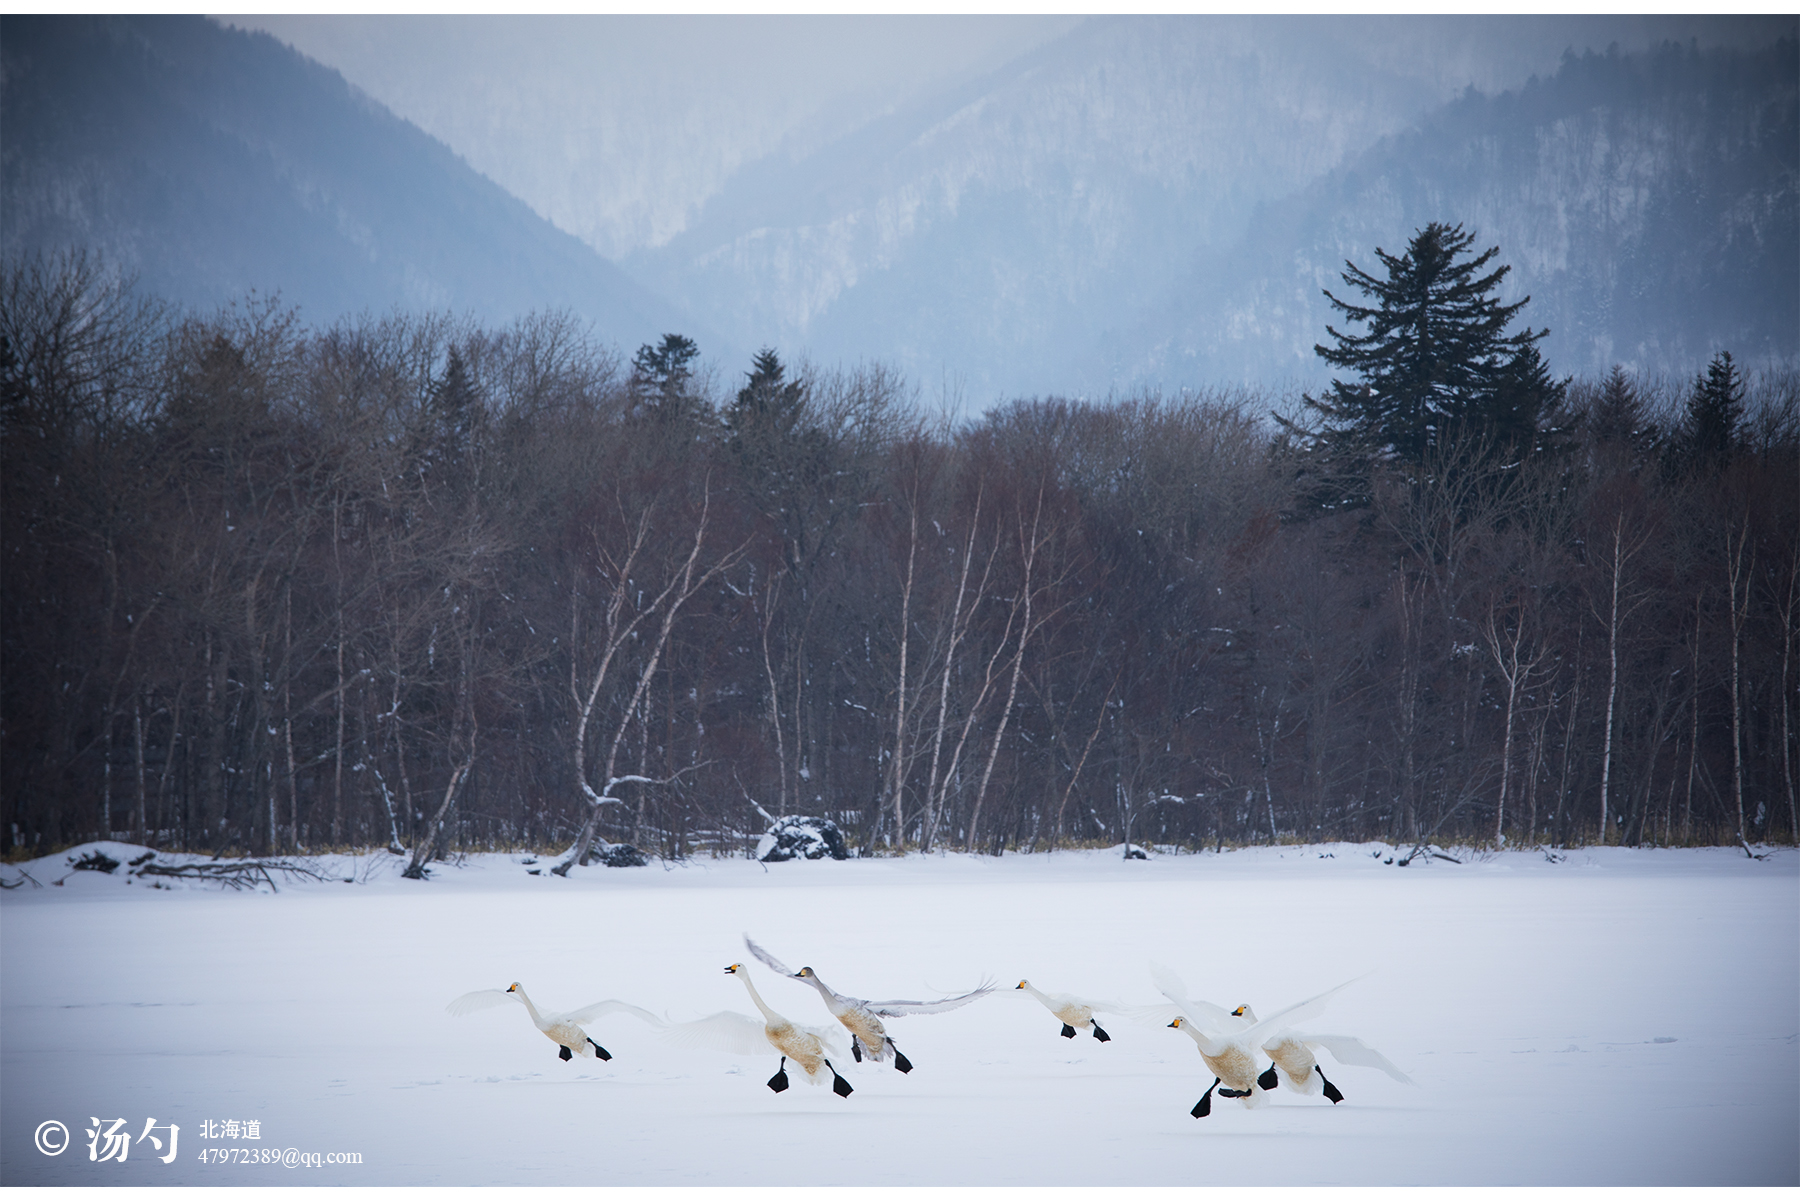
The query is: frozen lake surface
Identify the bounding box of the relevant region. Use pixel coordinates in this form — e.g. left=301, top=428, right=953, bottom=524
left=3, top=841, right=1795, bottom=1186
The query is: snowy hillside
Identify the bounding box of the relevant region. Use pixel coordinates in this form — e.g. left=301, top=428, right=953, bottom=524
left=629, top=19, right=1797, bottom=402
left=0, top=16, right=713, bottom=352
left=3, top=842, right=1793, bottom=1185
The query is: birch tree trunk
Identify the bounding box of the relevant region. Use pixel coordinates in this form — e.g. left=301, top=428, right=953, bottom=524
left=966, top=492, right=1048, bottom=853
left=918, top=492, right=990, bottom=852
left=1781, top=550, right=1798, bottom=843
left=1725, top=518, right=1754, bottom=853
left=885, top=498, right=919, bottom=851
left=1483, top=596, right=1546, bottom=846
left=1597, top=519, right=1624, bottom=845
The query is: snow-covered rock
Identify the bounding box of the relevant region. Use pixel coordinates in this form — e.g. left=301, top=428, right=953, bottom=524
left=593, top=842, right=648, bottom=868
left=755, top=815, right=848, bottom=862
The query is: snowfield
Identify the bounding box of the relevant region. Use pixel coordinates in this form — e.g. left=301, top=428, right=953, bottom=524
left=2, top=841, right=1795, bottom=1187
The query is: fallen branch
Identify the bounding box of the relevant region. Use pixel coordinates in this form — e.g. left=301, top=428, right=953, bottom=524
left=1395, top=843, right=1462, bottom=866
left=134, top=858, right=333, bottom=892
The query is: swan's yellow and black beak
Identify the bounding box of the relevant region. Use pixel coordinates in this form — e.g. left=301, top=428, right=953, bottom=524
left=1014, top=981, right=1027, bottom=989
left=1168, top=1018, right=1182, bottom=1029
left=792, top=968, right=811, bottom=978
left=507, top=983, right=519, bottom=993
left=723, top=964, right=739, bottom=974
left=1232, top=1005, right=1247, bottom=1017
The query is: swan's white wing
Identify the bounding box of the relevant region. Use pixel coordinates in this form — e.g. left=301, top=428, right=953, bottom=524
left=661, top=1010, right=775, bottom=1057
left=1241, top=976, right=1364, bottom=1045
left=1147, top=964, right=1237, bottom=1053
left=1119, top=1001, right=1184, bottom=1026
left=863, top=980, right=996, bottom=1017
left=446, top=989, right=519, bottom=1017
left=1148, top=963, right=1226, bottom=1034
left=1146, top=961, right=1241, bottom=1027
left=1148, top=960, right=1191, bottom=1006
left=1302, top=1033, right=1414, bottom=1084
left=743, top=935, right=795, bottom=978
left=561, top=999, right=666, bottom=1028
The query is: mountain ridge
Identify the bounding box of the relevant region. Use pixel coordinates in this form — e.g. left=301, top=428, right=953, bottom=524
left=1, top=15, right=719, bottom=358
left=627, top=21, right=1797, bottom=402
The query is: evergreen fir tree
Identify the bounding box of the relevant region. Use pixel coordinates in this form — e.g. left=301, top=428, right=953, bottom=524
left=425, top=345, right=481, bottom=496
left=1590, top=364, right=1647, bottom=447
left=1587, top=363, right=1657, bottom=472
left=1305, top=222, right=1557, bottom=468
left=723, top=348, right=833, bottom=577
left=728, top=348, right=805, bottom=436
left=630, top=333, right=705, bottom=426
left=1679, top=350, right=1744, bottom=471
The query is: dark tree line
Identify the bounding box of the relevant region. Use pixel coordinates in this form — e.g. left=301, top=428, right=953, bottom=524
left=3, top=244, right=1796, bottom=869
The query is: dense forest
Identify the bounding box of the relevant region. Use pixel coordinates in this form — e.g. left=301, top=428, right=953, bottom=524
left=3, top=245, right=1795, bottom=871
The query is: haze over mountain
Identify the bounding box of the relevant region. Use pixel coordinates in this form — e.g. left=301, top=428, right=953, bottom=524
left=622, top=16, right=1796, bottom=399
left=5, top=15, right=1795, bottom=407
left=1, top=15, right=709, bottom=352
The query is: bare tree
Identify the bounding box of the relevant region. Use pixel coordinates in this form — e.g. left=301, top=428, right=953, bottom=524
left=1482, top=591, right=1551, bottom=845
left=556, top=483, right=744, bottom=874
left=1591, top=510, right=1656, bottom=844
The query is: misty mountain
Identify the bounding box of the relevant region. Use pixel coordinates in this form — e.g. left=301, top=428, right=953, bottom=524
left=0, top=15, right=707, bottom=352
left=628, top=19, right=1797, bottom=401
left=1149, top=37, right=1800, bottom=388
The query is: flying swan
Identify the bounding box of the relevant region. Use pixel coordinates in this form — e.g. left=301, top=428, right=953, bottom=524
left=660, top=963, right=855, bottom=1097
left=1151, top=962, right=1359, bottom=1117
left=1227, top=1000, right=1413, bottom=1103
left=445, top=982, right=660, bottom=1063
left=1014, top=979, right=1124, bottom=1042
left=745, top=935, right=994, bottom=1073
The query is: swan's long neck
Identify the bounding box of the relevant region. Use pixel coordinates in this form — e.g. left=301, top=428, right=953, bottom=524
left=1182, top=1022, right=1227, bottom=1056
left=1021, top=982, right=1052, bottom=1006
left=514, top=987, right=546, bottom=1027
left=737, top=971, right=780, bottom=1023
left=805, top=973, right=844, bottom=1007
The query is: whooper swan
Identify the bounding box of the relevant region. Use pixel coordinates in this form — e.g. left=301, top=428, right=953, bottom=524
left=745, top=935, right=993, bottom=1073
left=661, top=964, right=854, bottom=1097
left=1014, top=979, right=1123, bottom=1043
left=1228, top=1001, right=1413, bottom=1103
left=1151, top=962, right=1358, bottom=1117
left=445, top=982, right=659, bottom=1063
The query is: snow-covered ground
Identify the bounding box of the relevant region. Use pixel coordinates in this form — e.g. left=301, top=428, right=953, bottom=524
left=2, top=841, right=1795, bottom=1186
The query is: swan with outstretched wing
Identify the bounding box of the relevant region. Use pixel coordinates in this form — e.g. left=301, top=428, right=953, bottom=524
left=745, top=935, right=993, bottom=1073
left=660, top=963, right=854, bottom=1097
left=446, top=983, right=659, bottom=1063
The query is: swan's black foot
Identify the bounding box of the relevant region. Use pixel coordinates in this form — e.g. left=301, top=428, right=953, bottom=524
left=851, top=1038, right=863, bottom=1063
left=1060, top=1023, right=1078, bottom=1039
left=589, top=1038, right=612, bottom=1062
left=1219, top=1086, right=1253, bottom=1098
left=1318, top=1066, right=1344, bottom=1104
left=1192, top=1078, right=1220, bottom=1118
left=1092, top=1022, right=1111, bottom=1043
left=890, top=1041, right=913, bottom=1074
left=1257, top=1064, right=1279, bottom=1091
left=827, top=1060, right=854, bottom=1098
left=558, top=1044, right=573, bottom=1061
left=767, top=1057, right=790, bottom=1093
